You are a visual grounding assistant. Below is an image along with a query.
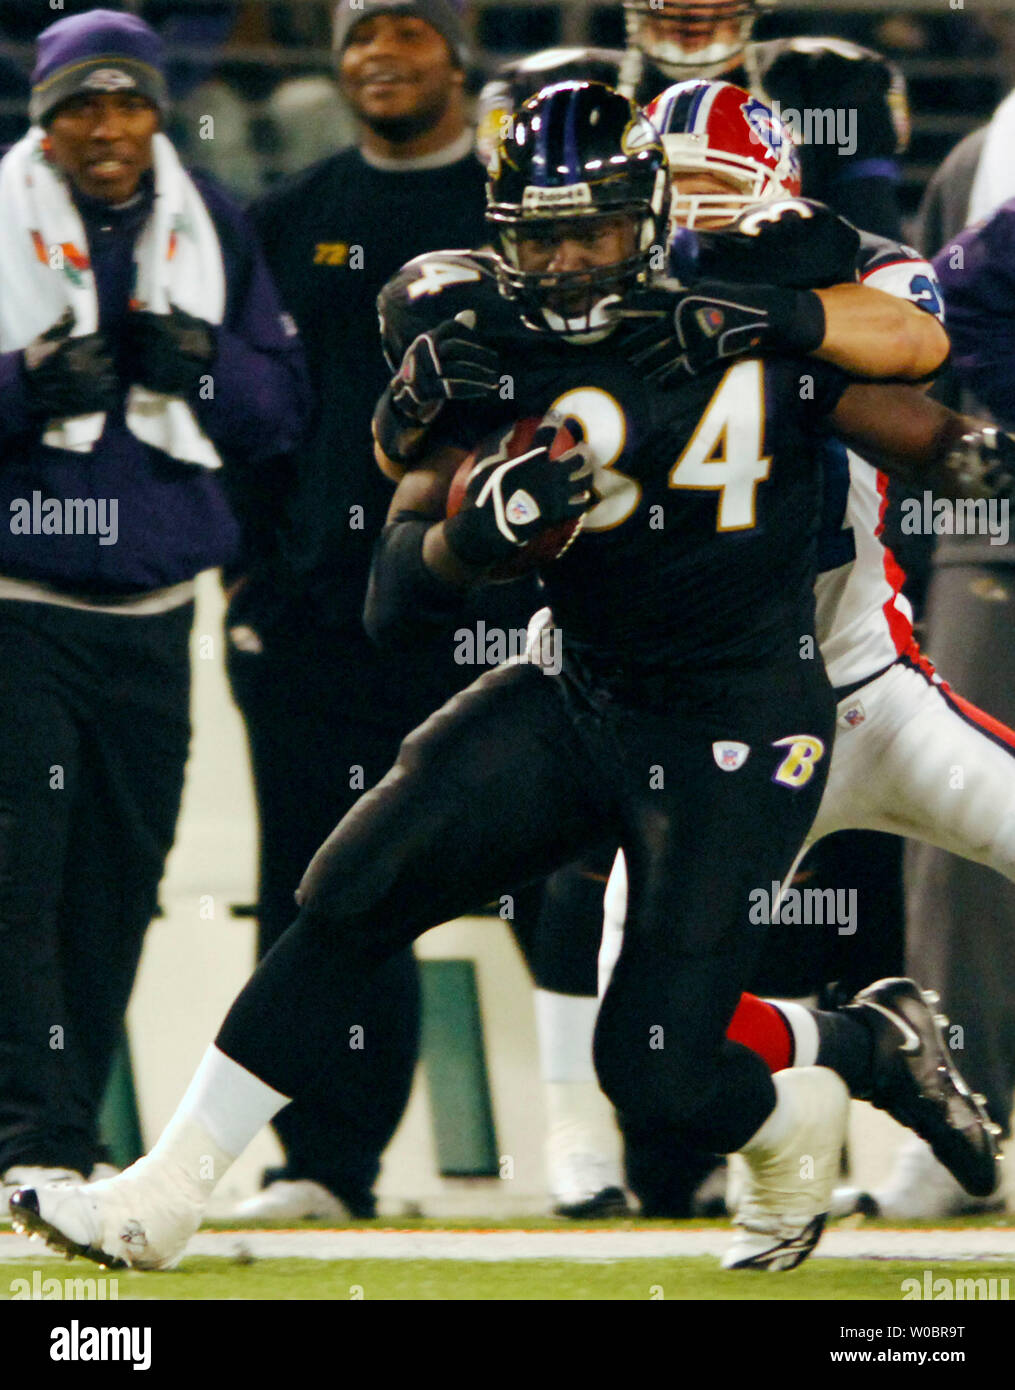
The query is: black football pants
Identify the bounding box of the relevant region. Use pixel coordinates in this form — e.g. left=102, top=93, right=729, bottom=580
left=218, top=655, right=834, bottom=1155
left=0, top=599, right=192, bottom=1176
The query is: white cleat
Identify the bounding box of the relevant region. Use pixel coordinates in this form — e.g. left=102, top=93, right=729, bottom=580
left=723, top=1067, right=850, bottom=1272
left=225, top=1179, right=350, bottom=1223
left=0, top=1167, right=85, bottom=1226
left=9, top=1157, right=205, bottom=1270
left=833, top=1134, right=1008, bottom=1221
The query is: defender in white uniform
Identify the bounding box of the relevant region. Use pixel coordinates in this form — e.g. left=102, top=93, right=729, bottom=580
left=598, top=86, right=1015, bottom=1217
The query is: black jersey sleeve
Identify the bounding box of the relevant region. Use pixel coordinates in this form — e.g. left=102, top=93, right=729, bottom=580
left=376, top=250, right=507, bottom=371
left=375, top=251, right=516, bottom=460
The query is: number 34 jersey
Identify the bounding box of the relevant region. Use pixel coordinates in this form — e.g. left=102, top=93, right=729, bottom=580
left=378, top=251, right=851, bottom=677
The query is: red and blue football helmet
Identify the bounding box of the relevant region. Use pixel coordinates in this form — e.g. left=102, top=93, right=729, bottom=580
left=646, top=79, right=802, bottom=228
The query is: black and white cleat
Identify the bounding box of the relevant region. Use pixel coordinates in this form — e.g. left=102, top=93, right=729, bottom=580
left=553, top=1186, right=630, bottom=1220
left=9, top=1188, right=124, bottom=1269
left=847, top=978, right=1002, bottom=1199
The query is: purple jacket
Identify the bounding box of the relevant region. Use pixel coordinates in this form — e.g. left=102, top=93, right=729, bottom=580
left=933, top=201, right=1015, bottom=429
left=0, top=170, right=309, bottom=595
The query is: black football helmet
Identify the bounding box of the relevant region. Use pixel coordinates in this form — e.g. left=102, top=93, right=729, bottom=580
left=486, top=81, right=669, bottom=340
left=623, top=0, right=771, bottom=79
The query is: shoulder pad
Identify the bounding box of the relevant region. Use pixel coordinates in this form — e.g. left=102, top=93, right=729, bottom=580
left=857, top=231, right=924, bottom=275
left=762, top=35, right=890, bottom=67
left=857, top=235, right=943, bottom=318
left=754, top=37, right=909, bottom=155
left=500, top=46, right=623, bottom=84
left=377, top=251, right=507, bottom=369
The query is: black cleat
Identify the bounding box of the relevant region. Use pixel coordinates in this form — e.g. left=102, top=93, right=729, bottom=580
left=553, top=1187, right=630, bottom=1219
left=848, top=978, right=1002, bottom=1198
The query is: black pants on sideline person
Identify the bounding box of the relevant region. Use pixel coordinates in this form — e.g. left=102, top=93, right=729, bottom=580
left=0, top=598, right=193, bottom=1176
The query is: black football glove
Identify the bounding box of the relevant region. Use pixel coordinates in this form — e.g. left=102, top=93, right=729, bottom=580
left=695, top=198, right=861, bottom=290
left=444, top=417, right=594, bottom=567
left=127, top=304, right=217, bottom=396
left=391, top=310, right=502, bottom=426
left=21, top=308, right=120, bottom=420
left=618, top=280, right=826, bottom=383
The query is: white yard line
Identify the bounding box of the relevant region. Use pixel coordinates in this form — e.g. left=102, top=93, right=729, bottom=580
left=2, top=1227, right=1015, bottom=1262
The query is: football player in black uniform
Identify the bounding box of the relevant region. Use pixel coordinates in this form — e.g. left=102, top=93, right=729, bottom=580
left=11, top=82, right=973, bottom=1275
left=475, top=0, right=910, bottom=1211
left=477, top=0, right=908, bottom=238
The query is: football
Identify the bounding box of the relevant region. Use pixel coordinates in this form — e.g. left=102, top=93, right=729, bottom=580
left=446, top=415, right=585, bottom=581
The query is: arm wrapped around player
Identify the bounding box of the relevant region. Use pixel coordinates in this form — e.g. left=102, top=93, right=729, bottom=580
left=622, top=280, right=826, bottom=383
left=373, top=310, right=502, bottom=469
left=692, top=199, right=862, bottom=291
left=442, top=419, right=594, bottom=567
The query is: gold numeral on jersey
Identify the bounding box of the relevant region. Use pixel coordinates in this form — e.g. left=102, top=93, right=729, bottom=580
left=549, top=386, right=641, bottom=531
left=406, top=261, right=482, bottom=300
left=668, top=360, right=772, bottom=530
left=772, top=735, right=826, bottom=789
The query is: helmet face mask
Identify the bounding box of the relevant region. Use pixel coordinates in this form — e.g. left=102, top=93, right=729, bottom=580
left=486, top=82, right=669, bottom=341
left=666, top=142, right=787, bottom=228
left=623, top=0, right=759, bottom=79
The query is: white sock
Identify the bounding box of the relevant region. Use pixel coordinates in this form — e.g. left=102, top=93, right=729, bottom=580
left=767, top=998, right=820, bottom=1068
left=738, top=1070, right=801, bottom=1156
left=534, top=988, right=598, bottom=1083
left=138, top=1046, right=291, bottom=1198
left=544, top=1080, right=624, bottom=1191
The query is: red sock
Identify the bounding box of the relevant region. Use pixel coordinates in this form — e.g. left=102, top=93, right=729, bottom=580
left=726, top=992, right=793, bottom=1072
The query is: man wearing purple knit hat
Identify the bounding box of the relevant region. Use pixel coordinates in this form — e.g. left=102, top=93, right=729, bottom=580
left=0, top=9, right=308, bottom=1212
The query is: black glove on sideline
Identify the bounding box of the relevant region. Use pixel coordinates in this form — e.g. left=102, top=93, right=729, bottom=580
left=22, top=308, right=120, bottom=420
left=128, top=304, right=217, bottom=397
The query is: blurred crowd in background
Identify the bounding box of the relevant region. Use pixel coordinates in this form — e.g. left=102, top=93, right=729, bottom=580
left=0, top=0, right=1013, bottom=209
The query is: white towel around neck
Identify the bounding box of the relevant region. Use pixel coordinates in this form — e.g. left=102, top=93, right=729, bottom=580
left=0, top=126, right=226, bottom=468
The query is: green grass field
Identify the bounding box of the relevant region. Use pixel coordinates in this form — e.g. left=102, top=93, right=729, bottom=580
left=3, top=1215, right=1015, bottom=1300
left=4, top=1254, right=1015, bottom=1301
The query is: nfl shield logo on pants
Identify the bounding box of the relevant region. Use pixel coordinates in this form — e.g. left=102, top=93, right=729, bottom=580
left=712, top=740, right=750, bottom=771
